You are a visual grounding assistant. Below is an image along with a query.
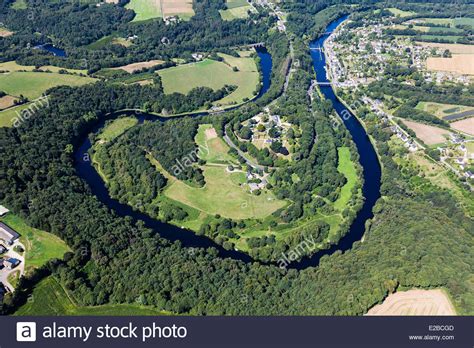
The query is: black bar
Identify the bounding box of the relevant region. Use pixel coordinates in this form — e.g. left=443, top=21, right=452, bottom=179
left=0, top=316, right=472, bottom=347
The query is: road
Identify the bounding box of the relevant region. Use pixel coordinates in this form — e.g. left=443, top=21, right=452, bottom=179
left=223, top=129, right=266, bottom=171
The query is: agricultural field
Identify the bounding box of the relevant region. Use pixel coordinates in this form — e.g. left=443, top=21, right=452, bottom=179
left=97, top=117, right=139, bottom=143
left=426, top=55, right=474, bottom=75
left=401, top=120, right=452, bottom=145
left=157, top=52, right=259, bottom=107
left=415, top=101, right=474, bottom=121
left=0, top=103, right=32, bottom=127
left=417, top=42, right=474, bottom=54
left=410, top=17, right=474, bottom=28
left=0, top=95, right=17, bottom=110
left=126, top=0, right=162, bottom=22
left=0, top=72, right=96, bottom=99
left=112, top=60, right=165, bottom=73
left=0, top=61, right=87, bottom=75
left=162, top=0, right=194, bottom=19
left=0, top=214, right=70, bottom=274
left=220, top=0, right=253, bottom=21
left=126, top=0, right=194, bottom=22
left=14, top=276, right=169, bottom=316
left=393, top=24, right=463, bottom=34
left=450, top=117, right=474, bottom=135
left=366, top=289, right=456, bottom=315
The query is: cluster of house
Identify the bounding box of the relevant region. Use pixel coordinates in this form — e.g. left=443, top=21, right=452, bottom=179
left=439, top=136, right=474, bottom=179
left=0, top=205, right=21, bottom=272
left=328, top=16, right=471, bottom=89
left=392, top=126, right=419, bottom=152
left=246, top=171, right=268, bottom=192
left=253, top=0, right=286, bottom=32
left=164, top=16, right=181, bottom=26
left=246, top=111, right=290, bottom=152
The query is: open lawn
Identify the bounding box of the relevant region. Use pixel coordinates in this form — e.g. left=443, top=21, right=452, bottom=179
left=402, top=120, right=452, bottom=145
left=334, top=147, right=358, bottom=211
left=14, top=276, right=169, bottom=316
left=98, top=117, right=138, bottom=143
left=165, top=166, right=286, bottom=219
left=366, top=289, right=456, bottom=315
left=220, top=5, right=252, bottom=20
left=426, top=55, right=474, bottom=75
left=157, top=52, right=259, bottom=106
left=195, top=124, right=236, bottom=164
left=0, top=72, right=96, bottom=99
left=0, top=214, right=70, bottom=273
left=126, top=0, right=162, bottom=22
left=450, top=118, right=474, bottom=135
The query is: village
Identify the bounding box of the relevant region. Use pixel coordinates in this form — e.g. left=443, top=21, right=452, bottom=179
left=324, top=15, right=471, bottom=89
left=0, top=205, right=24, bottom=302
left=323, top=14, right=474, bottom=185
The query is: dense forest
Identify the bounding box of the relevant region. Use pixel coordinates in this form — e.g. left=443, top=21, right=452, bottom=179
left=0, top=0, right=473, bottom=316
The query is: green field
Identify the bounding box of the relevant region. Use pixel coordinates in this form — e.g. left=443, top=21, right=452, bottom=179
left=14, top=276, right=170, bottom=316
left=98, top=117, right=138, bottom=143
left=419, top=35, right=463, bottom=43
left=157, top=52, right=259, bottom=107
left=195, top=124, right=237, bottom=164
left=387, top=7, right=416, bottom=17
left=0, top=72, right=96, bottom=99
left=334, top=147, right=359, bottom=211
left=0, top=61, right=87, bottom=75
left=165, top=166, right=286, bottom=219
left=11, top=0, right=27, bottom=9
left=220, top=0, right=252, bottom=21
left=126, top=0, right=162, bottom=22
left=413, top=17, right=474, bottom=28
left=0, top=214, right=70, bottom=273
left=0, top=103, right=31, bottom=127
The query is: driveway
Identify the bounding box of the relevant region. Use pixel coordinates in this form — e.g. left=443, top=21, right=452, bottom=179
left=0, top=240, right=25, bottom=292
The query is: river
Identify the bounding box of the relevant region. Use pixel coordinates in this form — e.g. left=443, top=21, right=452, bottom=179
left=75, top=19, right=381, bottom=270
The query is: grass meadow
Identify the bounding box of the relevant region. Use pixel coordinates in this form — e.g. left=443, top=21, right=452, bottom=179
left=157, top=52, right=259, bottom=106
left=0, top=72, right=96, bottom=99
left=14, top=277, right=170, bottom=316
left=98, top=117, right=139, bottom=143
left=165, top=165, right=286, bottom=220
left=0, top=214, right=70, bottom=273
left=126, top=0, right=162, bottom=22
